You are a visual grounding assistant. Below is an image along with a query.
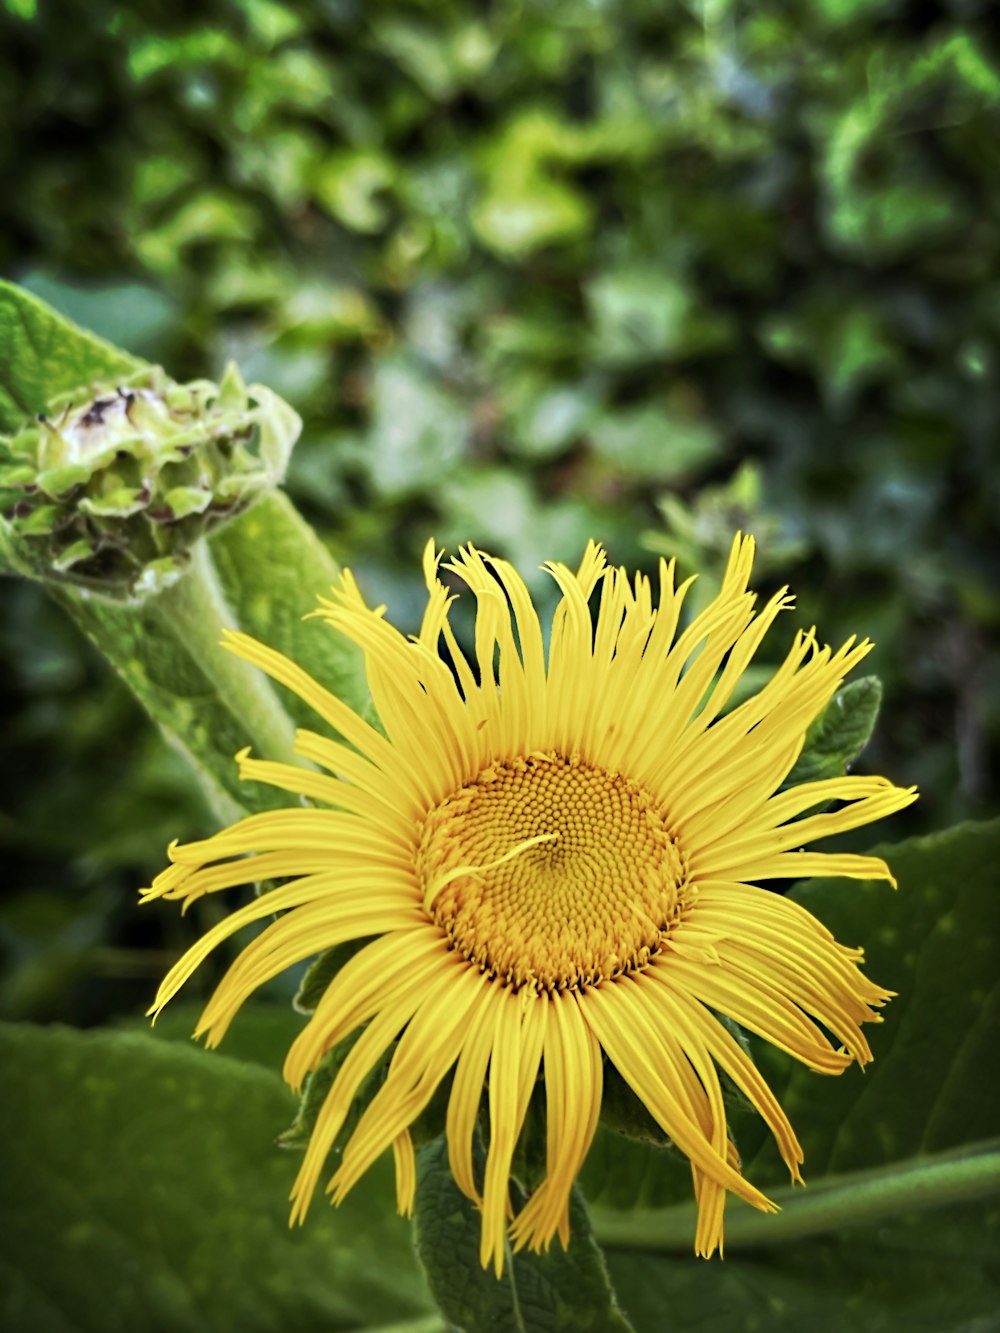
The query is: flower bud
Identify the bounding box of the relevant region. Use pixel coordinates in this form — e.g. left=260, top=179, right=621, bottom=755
left=0, top=363, right=300, bottom=600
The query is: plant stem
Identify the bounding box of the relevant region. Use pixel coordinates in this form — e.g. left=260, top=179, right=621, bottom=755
left=52, top=530, right=301, bottom=820
left=154, top=537, right=297, bottom=766
left=372, top=1318, right=449, bottom=1333
left=592, top=1140, right=1000, bottom=1252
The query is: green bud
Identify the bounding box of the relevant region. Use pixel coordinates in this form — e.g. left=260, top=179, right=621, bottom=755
left=0, top=362, right=300, bottom=600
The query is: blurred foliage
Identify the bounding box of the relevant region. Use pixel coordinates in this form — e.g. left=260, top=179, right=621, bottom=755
left=1, top=0, right=998, bottom=1030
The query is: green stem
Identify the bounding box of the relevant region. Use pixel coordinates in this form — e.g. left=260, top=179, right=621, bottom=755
left=592, top=1140, right=1000, bottom=1252
left=51, top=528, right=302, bottom=820
left=153, top=538, right=297, bottom=766
left=44, top=490, right=372, bottom=821
left=371, top=1319, right=449, bottom=1333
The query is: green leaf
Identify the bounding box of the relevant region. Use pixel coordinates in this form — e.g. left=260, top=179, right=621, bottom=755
left=376, top=18, right=497, bottom=101
left=598, top=1061, right=675, bottom=1149
left=276, top=1026, right=379, bottom=1153
left=366, top=355, right=468, bottom=501
left=312, top=150, right=395, bottom=233
left=604, top=1189, right=998, bottom=1333
left=473, top=181, right=589, bottom=259
left=579, top=1126, right=691, bottom=1214
left=594, top=1139, right=1000, bottom=1252
left=135, top=193, right=259, bottom=274
left=503, top=377, right=600, bottom=461
left=759, top=301, right=899, bottom=415
left=0, top=279, right=143, bottom=433
left=414, top=1135, right=633, bottom=1333
left=589, top=403, right=722, bottom=482
left=782, top=675, right=882, bottom=788
left=16, top=271, right=180, bottom=364
left=120, top=1000, right=304, bottom=1073
left=587, top=267, right=693, bottom=367
left=472, top=113, right=593, bottom=259
left=585, top=266, right=732, bottom=369
left=0, top=1020, right=437, bottom=1333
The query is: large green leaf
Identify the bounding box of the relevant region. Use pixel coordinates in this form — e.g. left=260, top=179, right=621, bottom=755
left=587, top=818, right=1000, bottom=1330
left=116, top=999, right=304, bottom=1074
left=605, top=1188, right=998, bottom=1333
left=0, top=279, right=143, bottom=433
left=0, top=1020, right=438, bottom=1333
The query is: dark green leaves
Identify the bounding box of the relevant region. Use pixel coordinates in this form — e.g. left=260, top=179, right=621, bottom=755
left=0, top=279, right=142, bottom=433
left=415, top=1136, right=633, bottom=1333
left=0, top=1019, right=436, bottom=1333
left=605, top=1191, right=999, bottom=1333
left=294, top=938, right=373, bottom=1016
left=6, top=0, right=999, bottom=851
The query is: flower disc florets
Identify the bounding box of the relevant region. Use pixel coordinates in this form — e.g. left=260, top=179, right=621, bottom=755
left=0, top=362, right=299, bottom=600
left=419, top=751, right=689, bottom=991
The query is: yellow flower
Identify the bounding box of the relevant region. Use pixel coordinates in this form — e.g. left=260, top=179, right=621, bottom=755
left=144, top=536, right=916, bottom=1274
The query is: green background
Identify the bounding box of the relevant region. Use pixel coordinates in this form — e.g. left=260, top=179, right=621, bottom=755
left=1, top=1, right=998, bottom=1329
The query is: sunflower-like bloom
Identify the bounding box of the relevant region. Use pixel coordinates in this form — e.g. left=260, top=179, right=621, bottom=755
left=144, top=536, right=916, bottom=1273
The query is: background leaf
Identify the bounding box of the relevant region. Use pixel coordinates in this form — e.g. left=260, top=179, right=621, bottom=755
left=605, top=1194, right=998, bottom=1333
left=3, top=6, right=997, bottom=851
left=0, top=1017, right=438, bottom=1333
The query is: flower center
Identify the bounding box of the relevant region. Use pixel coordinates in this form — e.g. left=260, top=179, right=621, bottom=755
left=417, top=752, right=686, bottom=991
